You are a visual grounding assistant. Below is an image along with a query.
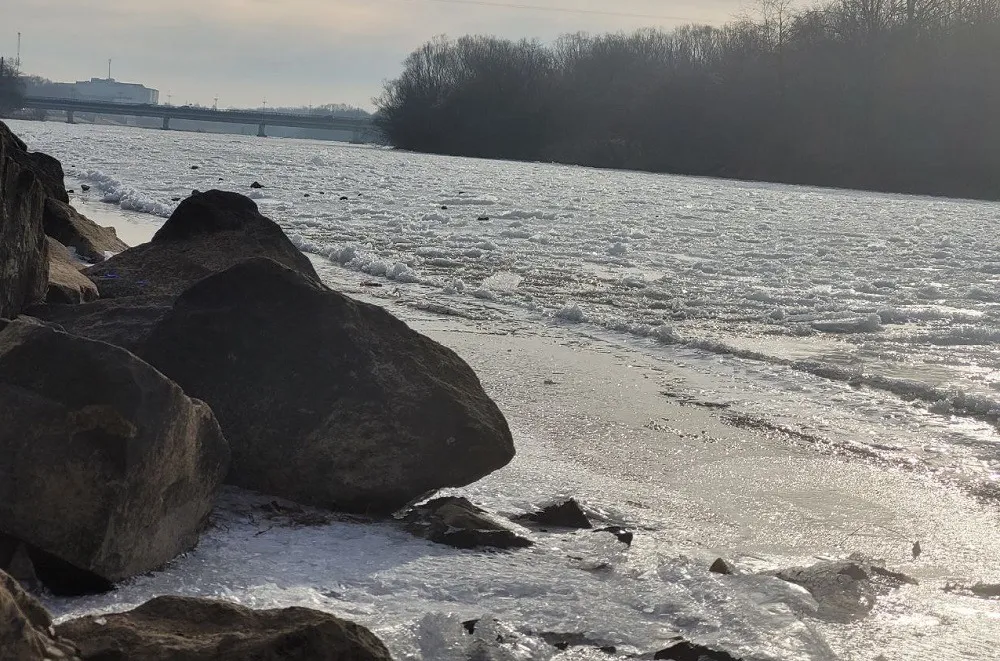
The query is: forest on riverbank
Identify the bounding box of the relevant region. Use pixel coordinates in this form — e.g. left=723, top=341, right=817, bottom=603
left=375, top=0, right=1000, bottom=200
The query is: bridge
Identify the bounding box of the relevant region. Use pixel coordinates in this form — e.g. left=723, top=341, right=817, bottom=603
left=21, top=96, right=376, bottom=140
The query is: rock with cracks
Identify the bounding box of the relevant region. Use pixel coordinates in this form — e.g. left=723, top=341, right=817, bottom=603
left=0, top=120, right=49, bottom=319
left=402, top=497, right=532, bottom=550
left=140, top=257, right=515, bottom=514
left=55, top=595, right=392, bottom=661
left=85, top=189, right=320, bottom=298
left=0, top=570, right=80, bottom=661
left=0, top=318, right=230, bottom=595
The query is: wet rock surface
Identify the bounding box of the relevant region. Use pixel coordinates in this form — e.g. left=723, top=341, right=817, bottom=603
left=56, top=595, right=392, bottom=661
left=402, top=497, right=532, bottom=550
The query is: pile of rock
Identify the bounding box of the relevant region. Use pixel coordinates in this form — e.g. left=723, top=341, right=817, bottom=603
left=0, top=119, right=517, bottom=655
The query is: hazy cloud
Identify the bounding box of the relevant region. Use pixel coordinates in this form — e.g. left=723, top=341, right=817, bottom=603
left=4, top=0, right=765, bottom=108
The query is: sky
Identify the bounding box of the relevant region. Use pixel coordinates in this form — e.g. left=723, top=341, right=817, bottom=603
left=4, top=0, right=767, bottom=110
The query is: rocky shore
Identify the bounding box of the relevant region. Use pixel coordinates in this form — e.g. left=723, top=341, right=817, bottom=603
left=1, top=119, right=976, bottom=660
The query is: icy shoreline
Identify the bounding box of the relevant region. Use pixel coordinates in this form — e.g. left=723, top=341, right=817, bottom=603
left=37, top=200, right=1000, bottom=660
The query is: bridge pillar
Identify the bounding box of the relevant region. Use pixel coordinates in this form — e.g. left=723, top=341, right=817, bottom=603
left=162, top=116, right=171, bottom=130
left=66, top=110, right=75, bottom=124
left=257, top=123, right=267, bottom=137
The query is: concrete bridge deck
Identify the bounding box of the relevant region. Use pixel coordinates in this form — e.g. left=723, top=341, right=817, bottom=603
left=22, top=96, right=375, bottom=139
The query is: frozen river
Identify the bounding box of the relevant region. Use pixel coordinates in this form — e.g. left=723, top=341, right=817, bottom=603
left=9, top=120, right=1000, bottom=660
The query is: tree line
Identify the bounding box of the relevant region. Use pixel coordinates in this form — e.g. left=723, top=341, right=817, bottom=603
left=375, top=0, right=1000, bottom=200
left=0, top=58, right=25, bottom=117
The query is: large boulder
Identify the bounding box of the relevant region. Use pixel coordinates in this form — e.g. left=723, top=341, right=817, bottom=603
left=46, top=236, right=99, bottom=304
left=85, top=190, right=320, bottom=298
left=0, top=570, right=80, bottom=661
left=44, top=197, right=128, bottom=263
left=0, top=121, right=49, bottom=318
left=0, top=121, right=69, bottom=204
left=139, top=257, right=515, bottom=514
left=0, top=318, right=230, bottom=594
left=56, top=596, right=392, bottom=661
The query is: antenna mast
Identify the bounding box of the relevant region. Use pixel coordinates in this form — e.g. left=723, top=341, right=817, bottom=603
left=16, top=32, right=21, bottom=70
left=108, top=58, right=112, bottom=80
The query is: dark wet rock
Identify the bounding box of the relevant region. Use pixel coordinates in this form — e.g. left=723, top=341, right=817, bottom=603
left=653, top=638, right=743, bottom=660
left=27, top=295, right=174, bottom=353
left=441, top=205, right=448, bottom=210
left=971, top=583, right=1000, bottom=598
left=56, top=595, right=391, bottom=661
left=402, top=497, right=532, bottom=550
left=477, top=215, right=490, bottom=221
left=772, top=558, right=915, bottom=623
left=171, top=197, right=181, bottom=201
left=462, top=618, right=479, bottom=634
left=190, top=165, right=199, bottom=170
left=709, top=558, right=736, bottom=575
left=45, top=237, right=99, bottom=304
left=0, top=569, right=81, bottom=661
left=540, top=632, right=616, bottom=654
left=80, top=184, right=90, bottom=192
left=597, top=525, right=633, bottom=546
left=43, top=198, right=127, bottom=263
left=85, top=190, right=320, bottom=298
left=0, top=120, right=49, bottom=319
left=250, top=180, right=264, bottom=188
left=139, top=258, right=515, bottom=514
left=0, top=318, right=229, bottom=594
left=512, top=499, right=592, bottom=529
left=340, top=195, right=349, bottom=200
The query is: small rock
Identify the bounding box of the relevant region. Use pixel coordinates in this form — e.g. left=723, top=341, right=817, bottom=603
left=67, top=189, right=75, bottom=194
left=710, top=558, right=736, bottom=575
left=597, top=526, right=633, bottom=546
left=401, top=497, right=532, bottom=550
left=190, top=165, right=200, bottom=170
left=171, top=197, right=182, bottom=201
left=513, top=499, right=592, bottom=529
left=304, top=193, right=310, bottom=197
left=971, top=583, right=1000, bottom=598
left=250, top=181, right=264, bottom=189
left=319, top=191, right=326, bottom=195
left=653, top=638, right=742, bottom=660
left=81, top=184, right=90, bottom=191
left=462, top=619, right=479, bottom=634
left=441, top=205, right=448, bottom=210
left=218, top=177, right=224, bottom=181
left=540, top=632, right=616, bottom=654
left=339, top=196, right=349, bottom=200
left=477, top=215, right=490, bottom=221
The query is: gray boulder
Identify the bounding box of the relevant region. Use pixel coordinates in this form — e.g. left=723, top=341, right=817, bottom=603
left=85, top=189, right=320, bottom=298
left=140, top=257, right=515, bottom=514
left=0, top=318, right=230, bottom=594
left=0, top=121, right=49, bottom=318
left=56, top=595, right=391, bottom=661
left=402, top=497, right=532, bottom=550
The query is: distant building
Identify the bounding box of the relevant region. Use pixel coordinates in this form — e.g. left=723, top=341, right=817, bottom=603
left=26, top=77, right=159, bottom=105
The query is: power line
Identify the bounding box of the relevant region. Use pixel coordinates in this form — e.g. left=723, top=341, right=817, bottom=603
left=403, top=0, right=698, bottom=21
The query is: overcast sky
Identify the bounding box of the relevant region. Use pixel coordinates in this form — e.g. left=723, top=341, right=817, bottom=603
left=4, top=0, right=766, bottom=110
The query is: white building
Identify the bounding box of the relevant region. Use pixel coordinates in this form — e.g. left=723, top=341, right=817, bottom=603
left=27, top=77, right=159, bottom=105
